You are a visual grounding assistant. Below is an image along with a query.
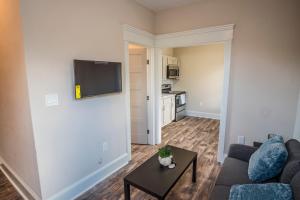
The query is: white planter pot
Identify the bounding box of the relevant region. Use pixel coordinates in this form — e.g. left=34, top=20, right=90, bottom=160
left=158, top=155, right=172, bottom=166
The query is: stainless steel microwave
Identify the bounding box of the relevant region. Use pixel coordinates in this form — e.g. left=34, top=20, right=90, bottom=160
left=167, top=64, right=180, bottom=79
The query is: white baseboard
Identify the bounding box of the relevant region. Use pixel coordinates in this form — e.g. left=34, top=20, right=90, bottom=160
left=0, top=155, right=41, bottom=200
left=47, top=153, right=129, bottom=200
left=186, top=110, right=220, bottom=120
left=217, top=153, right=227, bottom=164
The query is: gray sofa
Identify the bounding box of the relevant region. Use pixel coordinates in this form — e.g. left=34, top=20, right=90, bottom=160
left=210, top=139, right=300, bottom=200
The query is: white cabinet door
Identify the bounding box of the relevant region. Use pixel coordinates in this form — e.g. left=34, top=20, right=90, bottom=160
left=163, top=97, right=172, bottom=125
left=161, top=98, right=165, bottom=127
left=171, top=96, right=175, bottom=121
left=167, top=56, right=172, bottom=65
left=166, top=56, right=178, bottom=65
left=162, top=56, right=168, bottom=82
left=161, top=96, right=176, bottom=127
left=172, top=57, right=178, bottom=65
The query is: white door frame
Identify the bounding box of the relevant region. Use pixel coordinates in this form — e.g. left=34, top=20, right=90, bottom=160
left=123, top=25, right=156, bottom=160
left=155, top=24, right=235, bottom=162
left=123, top=24, right=235, bottom=162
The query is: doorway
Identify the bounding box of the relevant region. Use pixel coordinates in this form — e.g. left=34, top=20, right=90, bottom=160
left=154, top=25, right=234, bottom=163
left=160, top=44, right=224, bottom=161
left=128, top=44, right=150, bottom=144
left=123, top=24, right=234, bottom=162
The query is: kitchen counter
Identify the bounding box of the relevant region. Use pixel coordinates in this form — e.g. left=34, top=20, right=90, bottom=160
left=161, top=93, right=175, bottom=99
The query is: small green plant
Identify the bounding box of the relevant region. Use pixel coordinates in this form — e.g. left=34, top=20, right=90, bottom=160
left=159, top=146, right=172, bottom=158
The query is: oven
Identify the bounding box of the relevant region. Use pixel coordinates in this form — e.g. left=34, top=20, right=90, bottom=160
left=167, top=65, right=180, bottom=79
left=175, top=93, right=186, bottom=107
left=175, top=92, right=186, bottom=121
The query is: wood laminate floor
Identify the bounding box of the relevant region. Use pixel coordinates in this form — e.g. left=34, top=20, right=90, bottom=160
left=0, top=169, right=23, bottom=200
left=78, top=117, right=220, bottom=200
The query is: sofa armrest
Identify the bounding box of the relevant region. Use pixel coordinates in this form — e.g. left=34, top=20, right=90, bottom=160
left=228, top=144, right=258, bottom=162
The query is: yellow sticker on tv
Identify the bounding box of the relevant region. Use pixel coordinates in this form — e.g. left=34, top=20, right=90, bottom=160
left=75, top=85, right=81, bottom=99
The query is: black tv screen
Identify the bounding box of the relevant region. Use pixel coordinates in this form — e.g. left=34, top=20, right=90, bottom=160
left=74, top=60, right=122, bottom=99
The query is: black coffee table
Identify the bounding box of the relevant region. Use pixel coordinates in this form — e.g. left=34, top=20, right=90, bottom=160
left=124, top=145, right=197, bottom=200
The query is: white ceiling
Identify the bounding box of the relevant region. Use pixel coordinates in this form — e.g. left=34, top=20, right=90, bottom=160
left=135, top=0, right=201, bottom=12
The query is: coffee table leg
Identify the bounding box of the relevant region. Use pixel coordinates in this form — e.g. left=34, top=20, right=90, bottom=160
left=192, top=157, right=197, bottom=183
left=124, top=181, right=130, bottom=200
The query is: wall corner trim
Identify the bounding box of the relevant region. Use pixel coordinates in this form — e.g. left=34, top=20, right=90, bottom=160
left=47, top=153, right=129, bottom=200
left=186, top=110, right=220, bottom=120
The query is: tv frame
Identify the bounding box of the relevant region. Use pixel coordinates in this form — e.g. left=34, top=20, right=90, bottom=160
left=73, top=59, right=122, bottom=99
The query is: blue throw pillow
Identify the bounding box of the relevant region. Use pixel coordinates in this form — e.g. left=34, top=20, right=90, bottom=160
left=229, top=183, right=293, bottom=200
left=267, top=135, right=284, bottom=143
left=248, top=136, right=288, bottom=182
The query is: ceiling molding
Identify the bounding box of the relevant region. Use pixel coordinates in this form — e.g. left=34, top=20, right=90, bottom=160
left=123, top=24, right=235, bottom=48
left=155, top=24, right=235, bottom=48
left=123, top=25, right=154, bottom=47
left=135, top=0, right=202, bottom=12
left=156, top=24, right=235, bottom=39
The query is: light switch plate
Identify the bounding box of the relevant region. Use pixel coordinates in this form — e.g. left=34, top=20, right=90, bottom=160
left=102, top=142, right=108, bottom=152
left=238, top=136, right=245, bottom=144
left=45, top=94, right=59, bottom=107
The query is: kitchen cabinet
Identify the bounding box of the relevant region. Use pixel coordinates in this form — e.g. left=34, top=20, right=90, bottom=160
left=162, top=56, right=168, bottom=82
left=162, top=55, right=179, bottom=84
left=161, top=94, right=175, bottom=127
left=171, top=96, right=175, bottom=121
left=168, top=57, right=178, bottom=65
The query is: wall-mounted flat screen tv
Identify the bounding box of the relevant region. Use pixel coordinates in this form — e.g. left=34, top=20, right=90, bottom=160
left=74, top=60, right=122, bottom=99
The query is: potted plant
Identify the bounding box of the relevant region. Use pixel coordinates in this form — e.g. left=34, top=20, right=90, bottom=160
left=158, top=146, right=173, bottom=167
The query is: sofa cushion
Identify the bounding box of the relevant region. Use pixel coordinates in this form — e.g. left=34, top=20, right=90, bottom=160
left=279, top=139, right=300, bottom=183
left=280, top=160, right=300, bottom=183
left=229, top=183, right=293, bottom=200
left=216, top=157, right=278, bottom=187
left=291, top=171, right=300, bottom=200
left=228, top=144, right=258, bottom=162
left=248, top=137, right=288, bottom=182
left=216, top=157, right=252, bottom=186
left=285, top=139, right=300, bottom=155
left=210, top=185, right=230, bottom=200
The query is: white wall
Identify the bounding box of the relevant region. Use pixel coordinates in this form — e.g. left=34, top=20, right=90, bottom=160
left=155, top=0, right=300, bottom=149
left=16, top=0, right=300, bottom=198
left=20, top=0, right=154, bottom=199
left=0, top=0, right=41, bottom=198
left=173, top=44, right=224, bottom=118
left=294, top=91, right=300, bottom=140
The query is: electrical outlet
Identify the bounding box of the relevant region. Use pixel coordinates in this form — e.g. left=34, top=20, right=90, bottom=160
left=238, top=136, right=245, bottom=144
left=199, top=102, right=203, bottom=107
left=103, top=142, right=108, bottom=152
left=98, top=157, right=103, bottom=165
